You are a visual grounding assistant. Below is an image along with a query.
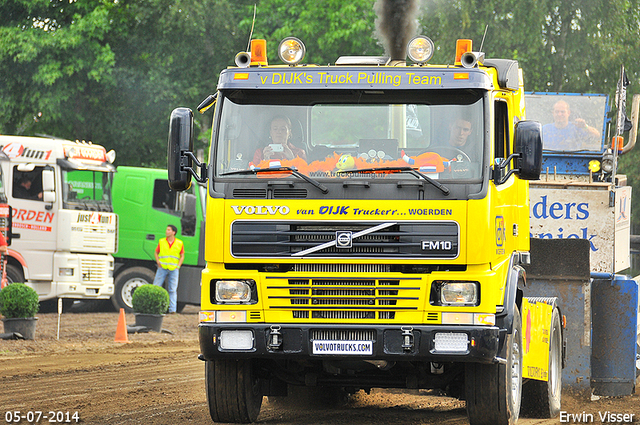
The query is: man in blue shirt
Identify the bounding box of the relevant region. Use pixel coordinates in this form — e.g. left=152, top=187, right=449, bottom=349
left=542, top=100, right=600, bottom=150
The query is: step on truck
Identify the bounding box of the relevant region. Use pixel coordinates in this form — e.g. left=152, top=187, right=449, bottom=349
left=0, top=135, right=117, bottom=307
left=111, top=166, right=205, bottom=312
left=167, top=36, right=564, bottom=424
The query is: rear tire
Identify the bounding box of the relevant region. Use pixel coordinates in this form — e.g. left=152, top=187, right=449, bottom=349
left=466, top=306, right=522, bottom=425
left=205, top=359, right=263, bottom=423
left=111, top=267, right=155, bottom=313
left=521, top=307, right=562, bottom=418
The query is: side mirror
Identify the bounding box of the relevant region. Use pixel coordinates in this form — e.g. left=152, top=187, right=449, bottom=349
left=168, top=108, right=194, bottom=191
left=514, top=120, right=543, bottom=180
left=42, top=168, right=56, bottom=204
left=42, top=168, right=55, bottom=191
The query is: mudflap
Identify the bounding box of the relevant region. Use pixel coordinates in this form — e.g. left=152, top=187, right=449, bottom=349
left=521, top=297, right=557, bottom=381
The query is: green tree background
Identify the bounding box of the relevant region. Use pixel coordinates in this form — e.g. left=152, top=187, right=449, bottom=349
left=2, top=0, right=640, bottom=226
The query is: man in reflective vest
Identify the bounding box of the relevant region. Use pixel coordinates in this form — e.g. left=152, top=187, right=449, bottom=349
left=153, top=224, right=184, bottom=313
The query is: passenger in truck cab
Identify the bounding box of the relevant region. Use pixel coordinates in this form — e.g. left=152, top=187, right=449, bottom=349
left=13, top=173, right=42, bottom=201
left=252, top=115, right=307, bottom=164
left=542, top=100, right=600, bottom=150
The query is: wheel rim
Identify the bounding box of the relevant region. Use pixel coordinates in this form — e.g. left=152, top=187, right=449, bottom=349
left=549, top=322, right=561, bottom=397
left=121, top=278, right=147, bottom=308
left=510, top=328, right=522, bottom=403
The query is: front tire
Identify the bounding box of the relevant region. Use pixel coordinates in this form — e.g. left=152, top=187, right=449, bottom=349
left=521, top=307, right=562, bottom=417
left=466, top=306, right=523, bottom=425
left=205, top=359, right=263, bottom=423
left=111, top=267, right=155, bottom=312
left=5, top=264, right=24, bottom=284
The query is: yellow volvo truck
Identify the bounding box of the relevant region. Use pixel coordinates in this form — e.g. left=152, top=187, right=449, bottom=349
left=167, top=36, right=563, bottom=425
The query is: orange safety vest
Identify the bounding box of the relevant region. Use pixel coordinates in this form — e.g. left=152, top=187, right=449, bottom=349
left=157, top=238, right=183, bottom=270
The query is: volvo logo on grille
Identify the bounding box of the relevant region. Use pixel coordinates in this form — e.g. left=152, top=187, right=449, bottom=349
left=336, top=231, right=352, bottom=248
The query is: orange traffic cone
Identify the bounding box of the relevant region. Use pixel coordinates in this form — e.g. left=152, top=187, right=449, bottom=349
left=114, top=308, right=130, bottom=343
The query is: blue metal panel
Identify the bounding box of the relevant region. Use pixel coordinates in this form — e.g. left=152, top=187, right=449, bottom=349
left=541, top=154, right=602, bottom=176
left=591, top=275, right=639, bottom=396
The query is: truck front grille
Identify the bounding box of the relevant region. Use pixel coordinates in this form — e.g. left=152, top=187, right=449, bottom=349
left=294, top=263, right=391, bottom=273
left=266, top=277, right=421, bottom=322
left=83, top=225, right=109, bottom=249
left=80, top=256, right=110, bottom=286
left=231, top=221, right=459, bottom=259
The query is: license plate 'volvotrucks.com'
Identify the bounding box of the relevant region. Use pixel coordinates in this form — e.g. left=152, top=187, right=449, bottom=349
left=0, top=135, right=117, bottom=305
left=168, top=36, right=563, bottom=425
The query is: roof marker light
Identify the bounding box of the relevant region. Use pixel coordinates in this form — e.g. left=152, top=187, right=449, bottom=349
left=278, top=37, right=306, bottom=65
left=250, top=39, right=268, bottom=66
left=407, top=36, right=434, bottom=64
left=455, top=39, right=472, bottom=65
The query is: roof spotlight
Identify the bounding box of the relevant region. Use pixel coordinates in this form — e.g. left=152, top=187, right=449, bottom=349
left=407, top=36, right=435, bottom=65
left=278, top=37, right=306, bottom=65
left=601, top=150, right=614, bottom=174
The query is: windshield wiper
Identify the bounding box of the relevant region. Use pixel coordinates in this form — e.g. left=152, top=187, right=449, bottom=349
left=221, top=167, right=329, bottom=194
left=338, top=166, right=450, bottom=195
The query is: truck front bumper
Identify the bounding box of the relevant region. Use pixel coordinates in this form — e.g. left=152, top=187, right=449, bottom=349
left=199, top=323, right=503, bottom=364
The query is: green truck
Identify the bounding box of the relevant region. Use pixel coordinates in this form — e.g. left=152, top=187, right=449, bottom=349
left=111, top=166, right=205, bottom=312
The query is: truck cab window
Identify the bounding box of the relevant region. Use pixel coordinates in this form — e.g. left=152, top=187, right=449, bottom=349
left=13, top=166, right=44, bottom=201
left=151, top=179, right=196, bottom=236
left=152, top=179, right=178, bottom=214
left=61, top=169, right=113, bottom=211
left=494, top=99, right=511, bottom=169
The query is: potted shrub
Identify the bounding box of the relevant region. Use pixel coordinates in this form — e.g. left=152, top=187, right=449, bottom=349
left=0, top=283, right=39, bottom=340
left=132, top=284, right=169, bottom=332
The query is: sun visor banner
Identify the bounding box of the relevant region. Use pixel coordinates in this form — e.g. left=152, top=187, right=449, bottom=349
left=219, top=68, right=492, bottom=90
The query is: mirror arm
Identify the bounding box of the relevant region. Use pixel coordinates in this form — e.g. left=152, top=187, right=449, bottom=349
left=494, top=152, right=521, bottom=185
left=182, top=151, right=208, bottom=183
left=497, top=152, right=521, bottom=169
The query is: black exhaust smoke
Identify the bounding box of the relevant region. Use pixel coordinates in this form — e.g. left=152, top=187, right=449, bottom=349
left=374, top=0, right=420, bottom=61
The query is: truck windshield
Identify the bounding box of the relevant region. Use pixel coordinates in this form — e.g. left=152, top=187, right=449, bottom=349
left=525, top=93, right=607, bottom=152
left=61, top=169, right=114, bottom=212
left=214, top=89, right=484, bottom=181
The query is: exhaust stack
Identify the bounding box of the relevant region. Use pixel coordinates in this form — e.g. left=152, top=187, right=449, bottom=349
left=374, top=0, right=421, bottom=63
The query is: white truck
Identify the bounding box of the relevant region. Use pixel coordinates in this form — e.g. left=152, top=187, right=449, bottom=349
left=0, top=135, right=117, bottom=306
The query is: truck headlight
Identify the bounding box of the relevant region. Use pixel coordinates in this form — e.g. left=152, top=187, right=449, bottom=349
left=59, top=267, right=75, bottom=277
left=214, top=280, right=254, bottom=303
left=432, top=281, right=479, bottom=306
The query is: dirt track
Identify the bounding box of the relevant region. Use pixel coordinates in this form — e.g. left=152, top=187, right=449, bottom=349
left=1, top=307, right=638, bottom=424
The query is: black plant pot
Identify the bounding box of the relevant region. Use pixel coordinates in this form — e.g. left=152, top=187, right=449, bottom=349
left=134, top=313, right=164, bottom=332
left=2, top=317, right=38, bottom=340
